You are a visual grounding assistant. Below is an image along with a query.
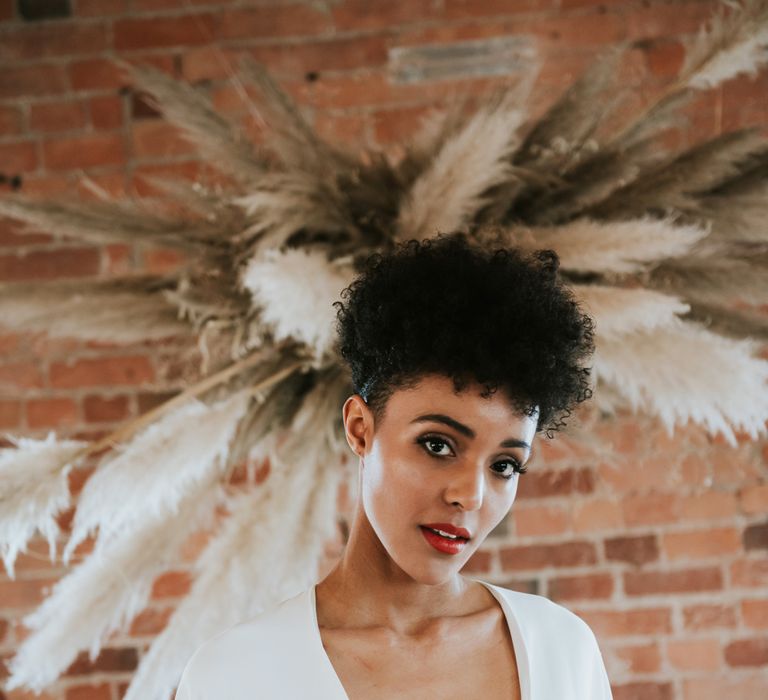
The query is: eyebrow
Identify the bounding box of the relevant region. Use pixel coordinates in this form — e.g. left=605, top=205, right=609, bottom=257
left=411, top=413, right=531, bottom=449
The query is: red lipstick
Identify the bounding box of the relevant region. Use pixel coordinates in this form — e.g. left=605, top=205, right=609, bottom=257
left=419, top=523, right=471, bottom=555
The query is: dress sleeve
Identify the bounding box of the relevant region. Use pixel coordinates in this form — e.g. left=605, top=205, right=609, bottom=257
left=173, top=658, right=195, bottom=700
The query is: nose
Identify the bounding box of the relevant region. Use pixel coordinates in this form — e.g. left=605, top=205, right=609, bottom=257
left=444, top=461, right=485, bottom=511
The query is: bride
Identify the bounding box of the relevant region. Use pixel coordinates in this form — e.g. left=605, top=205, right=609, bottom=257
left=175, top=232, right=612, bottom=699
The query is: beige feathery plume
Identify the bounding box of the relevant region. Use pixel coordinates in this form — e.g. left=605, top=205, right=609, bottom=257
left=588, top=128, right=768, bottom=218
left=649, top=253, right=768, bottom=305
left=701, top=185, right=768, bottom=243
left=121, top=374, right=349, bottom=700
left=516, top=217, right=710, bottom=274
left=0, top=194, right=214, bottom=252
left=240, top=247, right=356, bottom=363
left=0, top=433, right=86, bottom=580
left=239, top=58, right=353, bottom=177
left=681, top=0, right=768, bottom=90
left=62, top=389, right=252, bottom=564
left=0, top=276, right=189, bottom=343
left=4, top=478, right=223, bottom=693
left=233, top=172, right=350, bottom=253
left=593, top=322, right=768, bottom=446
left=118, top=61, right=265, bottom=185
left=397, top=91, right=524, bottom=240
left=573, top=285, right=690, bottom=338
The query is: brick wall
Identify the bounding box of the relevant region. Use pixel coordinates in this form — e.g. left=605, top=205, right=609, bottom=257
left=1, top=1, right=767, bottom=699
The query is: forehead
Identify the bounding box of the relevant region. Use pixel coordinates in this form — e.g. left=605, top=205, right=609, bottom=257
left=382, top=373, right=536, bottom=433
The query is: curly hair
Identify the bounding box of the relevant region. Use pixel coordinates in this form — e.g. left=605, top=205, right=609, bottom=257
left=332, top=232, right=595, bottom=437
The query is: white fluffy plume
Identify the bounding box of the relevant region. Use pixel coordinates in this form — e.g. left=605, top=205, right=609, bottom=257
left=397, top=93, right=524, bottom=240
left=573, top=285, right=691, bottom=338
left=121, top=373, right=349, bottom=700
left=593, top=322, right=768, bottom=445
left=683, top=0, right=768, bottom=90
left=123, top=460, right=343, bottom=700
left=240, top=247, right=356, bottom=362
left=4, top=478, right=222, bottom=693
left=63, top=390, right=252, bottom=564
left=0, top=433, right=86, bottom=579
left=517, top=217, right=710, bottom=274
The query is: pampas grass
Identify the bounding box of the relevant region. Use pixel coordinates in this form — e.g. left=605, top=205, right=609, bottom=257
left=398, top=90, right=524, bottom=240
left=0, top=276, right=190, bottom=343
left=240, top=247, right=356, bottom=362
left=0, top=433, right=86, bottom=579
left=63, top=389, right=252, bottom=564
left=518, top=217, right=710, bottom=274
left=593, top=322, right=768, bottom=446
left=573, top=285, right=690, bottom=338
left=4, top=479, right=223, bottom=693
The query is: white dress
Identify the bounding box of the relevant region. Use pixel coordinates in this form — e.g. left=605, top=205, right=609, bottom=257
left=174, top=578, right=613, bottom=699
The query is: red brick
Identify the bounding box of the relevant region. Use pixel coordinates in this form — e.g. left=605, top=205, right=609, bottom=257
left=741, top=599, right=768, bottom=629
left=641, top=38, right=685, bottom=78
left=682, top=603, right=737, bottom=631
left=313, top=111, right=367, bottom=149
left=624, top=566, right=723, bottom=596
left=0, top=21, right=110, bottom=61
left=612, top=681, right=673, bottom=700
left=743, top=521, right=768, bottom=551
left=739, top=483, right=768, bottom=515
left=130, top=120, right=196, bottom=159
left=517, top=466, right=595, bottom=499
left=43, top=133, right=126, bottom=170
left=623, top=492, right=681, bottom=526
left=625, top=2, right=714, bottom=38
left=50, top=356, right=154, bottom=388
left=682, top=676, right=768, bottom=700
left=0, top=577, right=58, bottom=608
left=151, top=570, right=192, bottom=598
left=141, top=247, right=187, bottom=274
left=512, top=502, right=572, bottom=536
left=128, top=605, right=172, bottom=635
left=613, top=642, right=661, bottom=674
left=662, top=527, right=742, bottom=560
left=30, top=100, right=89, bottom=132
left=604, top=534, right=659, bottom=566
left=667, top=637, right=721, bottom=671
left=217, top=5, right=332, bottom=40
left=69, top=55, right=174, bottom=91
left=83, top=393, right=130, bottom=422
left=0, top=398, right=21, bottom=428
left=0, top=63, right=68, bottom=98
left=114, top=13, right=215, bottom=50
left=372, top=104, right=437, bottom=145
left=75, top=0, right=129, bottom=16
left=26, top=396, right=79, bottom=429
left=0, top=361, right=44, bottom=389
left=547, top=573, right=614, bottom=601
left=460, top=548, right=493, bottom=574
left=723, top=637, right=768, bottom=667
left=0, top=220, right=52, bottom=246
left=574, top=607, right=673, bottom=638
left=0, top=105, right=23, bottom=134
left=0, top=0, right=13, bottom=21
left=443, top=0, right=554, bottom=21
left=0, top=248, right=100, bottom=282
left=64, top=646, right=138, bottom=675
left=500, top=540, right=597, bottom=570
left=86, top=94, right=122, bottom=130
left=65, top=682, right=112, bottom=700
left=573, top=498, right=623, bottom=533
left=0, top=141, right=37, bottom=172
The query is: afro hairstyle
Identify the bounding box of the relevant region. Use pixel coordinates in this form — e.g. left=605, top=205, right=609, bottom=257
left=332, top=232, right=595, bottom=437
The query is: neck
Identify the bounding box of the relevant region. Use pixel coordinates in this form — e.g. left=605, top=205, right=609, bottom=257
left=315, top=501, right=481, bottom=636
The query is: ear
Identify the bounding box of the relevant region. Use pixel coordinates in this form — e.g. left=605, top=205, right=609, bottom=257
left=342, top=394, right=374, bottom=459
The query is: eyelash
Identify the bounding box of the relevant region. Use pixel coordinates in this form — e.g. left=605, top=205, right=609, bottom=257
left=416, top=435, right=528, bottom=479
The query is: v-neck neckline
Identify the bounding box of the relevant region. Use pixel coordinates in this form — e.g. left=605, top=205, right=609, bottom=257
left=309, top=579, right=531, bottom=700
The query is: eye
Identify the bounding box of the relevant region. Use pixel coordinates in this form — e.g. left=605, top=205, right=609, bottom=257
left=417, top=435, right=454, bottom=457
left=491, top=459, right=528, bottom=480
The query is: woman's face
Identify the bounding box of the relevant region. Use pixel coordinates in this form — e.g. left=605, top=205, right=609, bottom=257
left=343, top=373, right=538, bottom=585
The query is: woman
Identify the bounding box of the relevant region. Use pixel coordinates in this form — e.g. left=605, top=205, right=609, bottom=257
left=175, top=233, right=612, bottom=699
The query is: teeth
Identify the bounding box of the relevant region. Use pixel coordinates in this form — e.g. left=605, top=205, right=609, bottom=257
left=429, top=528, right=460, bottom=540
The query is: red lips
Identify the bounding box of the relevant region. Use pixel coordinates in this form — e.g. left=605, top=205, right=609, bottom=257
left=421, top=522, right=471, bottom=539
